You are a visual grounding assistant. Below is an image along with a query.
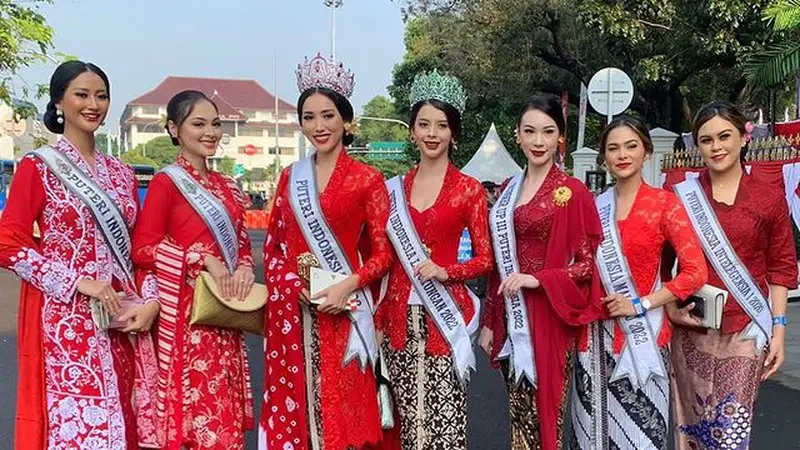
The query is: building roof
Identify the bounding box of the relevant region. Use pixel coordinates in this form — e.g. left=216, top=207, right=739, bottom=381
left=128, top=76, right=295, bottom=111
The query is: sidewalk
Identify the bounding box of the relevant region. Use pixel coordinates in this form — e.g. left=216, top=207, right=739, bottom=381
left=775, top=302, right=800, bottom=389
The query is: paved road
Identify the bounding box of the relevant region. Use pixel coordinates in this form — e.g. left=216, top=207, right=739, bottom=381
left=1, top=231, right=799, bottom=449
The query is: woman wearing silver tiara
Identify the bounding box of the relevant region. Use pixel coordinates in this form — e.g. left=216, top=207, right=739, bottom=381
left=481, top=93, right=606, bottom=450
left=570, top=116, right=707, bottom=450
left=260, top=53, right=393, bottom=450
left=374, top=71, right=493, bottom=450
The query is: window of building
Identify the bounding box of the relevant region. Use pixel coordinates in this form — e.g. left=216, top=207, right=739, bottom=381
left=244, top=110, right=258, bottom=119
left=141, top=106, right=159, bottom=115
left=137, top=124, right=162, bottom=133
left=238, top=127, right=263, bottom=137
left=280, top=147, right=294, bottom=155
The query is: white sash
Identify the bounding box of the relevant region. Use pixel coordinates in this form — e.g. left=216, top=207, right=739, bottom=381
left=674, top=177, right=772, bottom=352
left=162, top=165, right=239, bottom=273
left=595, top=189, right=667, bottom=388
left=488, top=173, right=536, bottom=386
left=33, top=147, right=135, bottom=287
left=385, top=176, right=478, bottom=383
left=288, top=157, right=378, bottom=370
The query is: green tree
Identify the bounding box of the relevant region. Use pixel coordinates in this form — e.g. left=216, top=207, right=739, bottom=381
left=353, top=95, right=409, bottom=147
left=95, top=133, right=119, bottom=155
left=390, top=0, right=783, bottom=159
left=352, top=155, right=412, bottom=178
left=217, top=156, right=236, bottom=177
left=1, top=1, right=56, bottom=119
left=745, top=0, right=800, bottom=87
left=120, top=151, right=158, bottom=167
left=131, top=135, right=178, bottom=169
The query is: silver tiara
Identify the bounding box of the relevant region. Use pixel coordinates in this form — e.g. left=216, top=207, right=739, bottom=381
left=296, top=53, right=355, bottom=98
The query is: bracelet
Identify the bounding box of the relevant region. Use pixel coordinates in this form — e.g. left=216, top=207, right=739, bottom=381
left=631, top=297, right=646, bottom=317
left=773, top=315, right=788, bottom=326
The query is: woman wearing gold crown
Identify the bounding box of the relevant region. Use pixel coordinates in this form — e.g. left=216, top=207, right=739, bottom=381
left=480, top=93, right=607, bottom=450
left=374, top=71, right=493, bottom=449
left=260, top=54, right=393, bottom=450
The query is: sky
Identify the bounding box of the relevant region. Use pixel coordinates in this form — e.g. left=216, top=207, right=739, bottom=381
left=14, top=0, right=408, bottom=131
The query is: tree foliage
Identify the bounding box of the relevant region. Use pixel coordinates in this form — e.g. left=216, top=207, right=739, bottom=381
left=218, top=156, right=236, bottom=177
left=120, top=150, right=158, bottom=167
left=0, top=1, right=55, bottom=119
left=390, top=0, right=783, bottom=159
left=129, top=136, right=178, bottom=169
left=745, top=0, right=800, bottom=87
left=353, top=95, right=408, bottom=147
left=95, top=133, right=119, bottom=155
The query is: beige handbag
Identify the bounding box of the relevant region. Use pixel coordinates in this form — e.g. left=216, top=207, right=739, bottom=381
left=190, top=271, right=267, bottom=335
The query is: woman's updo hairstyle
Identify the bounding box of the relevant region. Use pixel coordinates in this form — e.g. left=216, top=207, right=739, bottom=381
left=297, top=87, right=356, bottom=146
left=43, top=60, right=110, bottom=134
left=692, top=100, right=750, bottom=163
left=165, top=90, right=219, bottom=146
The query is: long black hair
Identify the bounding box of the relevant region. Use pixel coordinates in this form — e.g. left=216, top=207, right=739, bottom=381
left=43, top=60, right=110, bottom=134
left=297, top=87, right=355, bottom=146
left=692, top=100, right=750, bottom=163
left=517, top=93, right=565, bottom=134
left=165, top=90, right=219, bottom=146
left=410, top=99, right=462, bottom=153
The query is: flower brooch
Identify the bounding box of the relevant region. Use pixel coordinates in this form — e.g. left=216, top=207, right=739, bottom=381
left=553, top=186, right=572, bottom=207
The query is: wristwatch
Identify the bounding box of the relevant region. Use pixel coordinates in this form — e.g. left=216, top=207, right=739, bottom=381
left=641, top=297, right=652, bottom=312
left=773, top=315, right=788, bottom=326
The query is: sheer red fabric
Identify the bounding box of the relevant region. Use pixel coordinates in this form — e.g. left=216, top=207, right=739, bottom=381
left=376, top=163, right=493, bottom=355
left=665, top=170, right=797, bottom=333
left=261, top=151, right=393, bottom=450
left=482, top=166, right=605, bottom=450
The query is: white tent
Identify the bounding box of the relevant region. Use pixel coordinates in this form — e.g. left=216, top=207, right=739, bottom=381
left=461, top=123, right=522, bottom=184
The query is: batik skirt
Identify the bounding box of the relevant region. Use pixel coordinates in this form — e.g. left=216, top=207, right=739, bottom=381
left=571, top=320, right=671, bottom=450
left=670, top=326, right=766, bottom=450
left=382, top=306, right=468, bottom=450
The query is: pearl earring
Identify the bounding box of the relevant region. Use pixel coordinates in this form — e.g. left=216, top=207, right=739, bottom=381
left=56, top=108, right=64, bottom=124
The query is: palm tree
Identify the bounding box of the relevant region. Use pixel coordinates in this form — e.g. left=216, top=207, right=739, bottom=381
left=746, top=0, right=800, bottom=87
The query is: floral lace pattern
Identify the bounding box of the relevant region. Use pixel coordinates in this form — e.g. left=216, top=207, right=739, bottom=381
left=377, top=164, right=493, bottom=355
left=0, top=138, right=146, bottom=448
left=679, top=393, right=753, bottom=450
left=261, top=151, right=390, bottom=450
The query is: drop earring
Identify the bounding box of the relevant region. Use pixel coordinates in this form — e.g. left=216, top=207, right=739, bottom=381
left=56, top=108, right=64, bottom=124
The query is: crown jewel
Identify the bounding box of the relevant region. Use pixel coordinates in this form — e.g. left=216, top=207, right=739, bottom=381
left=296, top=53, right=355, bottom=99
left=409, top=70, right=467, bottom=114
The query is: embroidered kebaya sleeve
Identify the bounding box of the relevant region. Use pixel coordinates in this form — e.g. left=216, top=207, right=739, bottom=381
left=131, top=174, right=206, bottom=276
left=765, top=194, right=798, bottom=288
left=129, top=176, right=159, bottom=303
left=445, top=179, right=494, bottom=282
left=0, top=157, right=81, bottom=300
left=565, top=238, right=596, bottom=283
left=355, top=170, right=394, bottom=288
left=482, top=271, right=504, bottom=332
left=661, top=195, right=708, bottom=299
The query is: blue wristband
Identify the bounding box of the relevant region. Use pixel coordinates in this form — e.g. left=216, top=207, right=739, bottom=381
left=773, top=315, right=788, bottom=326
left=631, top=297, right=646, bottom=317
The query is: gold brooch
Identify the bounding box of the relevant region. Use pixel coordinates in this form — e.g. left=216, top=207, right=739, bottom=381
left=553, top=186, right=572, bottom=207
left=296, top=252, right=321, bottom=284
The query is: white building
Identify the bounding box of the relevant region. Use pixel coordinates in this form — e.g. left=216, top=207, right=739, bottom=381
left=119, top=77, right=308, bottom=170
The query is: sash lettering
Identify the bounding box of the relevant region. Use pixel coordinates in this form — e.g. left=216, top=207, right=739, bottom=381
left=489, top=173, right=536, bottom=386
left=595, top=189, right=666, bottom=388
left=385, top=176, right=478, bottom=383
left=33, top=147, right=134, bottom=287
left=288, top=157, right=378, bottom=369
left=163, top=165, right=239, bottom=273
left=674, top=177, right=772, bottom=352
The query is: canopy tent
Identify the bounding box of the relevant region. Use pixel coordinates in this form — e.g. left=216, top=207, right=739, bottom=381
left=461, top=123, right=523, bottom=184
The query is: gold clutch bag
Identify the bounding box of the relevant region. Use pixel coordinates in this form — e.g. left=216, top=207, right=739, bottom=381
left=191, top=271, right=267, bottom=335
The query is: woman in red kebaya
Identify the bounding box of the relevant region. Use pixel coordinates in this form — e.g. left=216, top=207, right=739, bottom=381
left=375, top=71, right=493, bottom=450
left=260, top=54, right=393, bottom=450
left=481, top=93, right=605, bottom=450
left=668, top=101, right=797, bottom=450
left=571, top=116, right=707, bottom=450
left=132, top=90, right=256, bottom=449
left=0, top=60, right=160, bottom=449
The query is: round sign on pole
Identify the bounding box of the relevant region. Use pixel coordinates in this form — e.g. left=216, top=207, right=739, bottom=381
left=587, top=67, right=634, bottom=123
left=221, top=133, right=232, bottom=146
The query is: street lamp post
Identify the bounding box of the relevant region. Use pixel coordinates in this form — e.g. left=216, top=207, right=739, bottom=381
left=140, top=120, right=162, bottom=157
left=323, top=0, right=343, bottom=60
left=357, top=116, right=410, bottom=129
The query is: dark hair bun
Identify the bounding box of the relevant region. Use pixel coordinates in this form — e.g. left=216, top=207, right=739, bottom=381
left=43, top=101, right=63, bottom=134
